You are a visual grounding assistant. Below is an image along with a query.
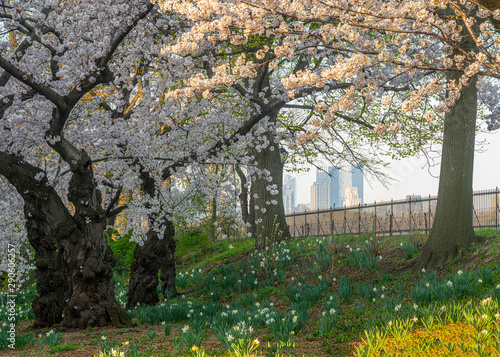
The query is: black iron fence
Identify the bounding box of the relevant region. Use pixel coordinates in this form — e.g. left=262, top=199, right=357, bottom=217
left=285, top=188, right=500, bottom=238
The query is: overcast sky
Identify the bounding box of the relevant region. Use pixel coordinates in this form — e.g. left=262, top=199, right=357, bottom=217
left=291, top=130, right=500, bottom=205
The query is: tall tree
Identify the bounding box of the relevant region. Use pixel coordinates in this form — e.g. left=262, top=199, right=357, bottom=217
left=414, top=5, right=491, bottom=269
left=158, top=0, right=500, bottom=267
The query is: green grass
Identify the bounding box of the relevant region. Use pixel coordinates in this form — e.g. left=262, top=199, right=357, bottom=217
left=49, top=343, right=78, bottom=352
left=2, top=228, right=500, bottom=357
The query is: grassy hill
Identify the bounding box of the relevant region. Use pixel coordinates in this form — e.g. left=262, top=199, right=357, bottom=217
left=1, top=228, right=500, bottom=357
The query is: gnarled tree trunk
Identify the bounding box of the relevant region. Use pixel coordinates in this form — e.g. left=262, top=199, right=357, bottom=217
left=127, top=168, right=177, bottom=308
left=127, top=231, right=162, bottom=308
left=1, top=151, right=132, bottom=328
left=1, top=153, right=71, bottom=327
left=126, top=219, right=176, bottom=308
left=61, top=151, right=133, bottom=328
left=159, top=219, right=177, bottom=297
left=28, top=216, right=70, bottom=328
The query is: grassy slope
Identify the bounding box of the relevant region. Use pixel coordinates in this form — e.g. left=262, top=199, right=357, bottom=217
left=1, top=228, right=500, bottom=357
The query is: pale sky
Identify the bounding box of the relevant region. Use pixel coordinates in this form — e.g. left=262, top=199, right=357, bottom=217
left=291, top=130, right=500, bottom=205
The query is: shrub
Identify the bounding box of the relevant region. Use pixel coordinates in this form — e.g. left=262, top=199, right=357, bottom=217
left=107, top=231, right=136, bottom=275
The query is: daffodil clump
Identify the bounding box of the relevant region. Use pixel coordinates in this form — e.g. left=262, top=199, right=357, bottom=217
left=347, top=237, right=383, bottom=273
left=411, top=268, right=495, bottom=307
left=173, top=321, right=207, bottom=351
left=212, top=321, right=258, bottom=356
left=356, top=295, right=500, bottom=356
left=320, top=295, right=340, bottom=335
left=265, top=309, right=305, bottom=345
left=248, top=241, right=296, bottom=284
left=98, top=335, right=116, bottom=353
left=37, top=329, right=61, bottom=348
left=94, top=347, right=126, bottom=357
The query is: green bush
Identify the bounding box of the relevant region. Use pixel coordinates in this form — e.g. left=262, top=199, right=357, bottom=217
left=176, top=228, right=210, bottom=258
left=107, top=231, right=136, bottom=275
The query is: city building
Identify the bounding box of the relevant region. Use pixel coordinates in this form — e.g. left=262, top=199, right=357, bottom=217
left=310, top=164, right=364, bottom=210
left=352, top=164, right=364, bottom=205
left=283, top=175, right=296, bottom=214
left=295, top=203, right=310, bottom=212
left=311, top=181, right=330, bottom=211
left=344, top=187, right=362, bottom=207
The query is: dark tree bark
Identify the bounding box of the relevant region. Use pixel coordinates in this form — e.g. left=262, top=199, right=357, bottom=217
left=0, top=152, right=70, bottom=328
left=414, top=23, right=479, bottom=269
left=159, top=219, right=176, bottom=297
left=28, top=221, right=70, bottom=328
left=127, top=231, right=161, bottom=308
left=62, top=151, right=133, bottom=328
left=127, top=168, right=177, bottom=308
left=236, top=165, right=256, bottom=239
left=250, top=112, right=291, bottom=250
left=0, top=152, right=132, bottom=328
left=127, top=220, right=176, bottom=308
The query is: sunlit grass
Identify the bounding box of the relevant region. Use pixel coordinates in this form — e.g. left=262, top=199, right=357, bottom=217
left=356, top=296, right=500, bottom=356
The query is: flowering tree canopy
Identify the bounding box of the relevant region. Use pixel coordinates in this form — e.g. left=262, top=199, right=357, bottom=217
left=154, top=0, right=500, bottom=267
left=1, top=0, right=499, bottom=327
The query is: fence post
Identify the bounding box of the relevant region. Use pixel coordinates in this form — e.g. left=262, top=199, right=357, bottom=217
left=343, top=210, right=346, bottom=235
left=358, top=203, right=361, bottom=234
left=330, top=210, right=334, bottom=238
left=374, top=201, right=377, bottom=238
left=304, top=210, right=307, bottom=237
left=317, top=209, right=320, bottom=236
left=496, top=186, right=499, bottom=229
left=390, top=199, right=393, bottom=236
left=409, top=198, right=412, bottom=234
left=293, top=212, right=296, bottom=238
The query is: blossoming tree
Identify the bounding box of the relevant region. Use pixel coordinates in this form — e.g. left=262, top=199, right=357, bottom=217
left=156, top=0, right=500, bottom=268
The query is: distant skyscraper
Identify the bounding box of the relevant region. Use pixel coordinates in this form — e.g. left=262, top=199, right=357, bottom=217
left=311, top=182, right=329, bottom=210
left=352, top=164, right=364, bottom=205
left=339, top=166, right=351, bottom=207
left=309, top=164, right=364, bottom=211
left=310, top=167, right=338, bottom=210
left=283, top=175, right=296, bottom=214
left=344, top=187, right=361, bottom=207
left=328, top=166, right=340, bottom=209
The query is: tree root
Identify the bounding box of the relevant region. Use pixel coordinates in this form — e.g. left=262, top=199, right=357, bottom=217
left=106, top=301, right=134, bottom=328
left=412, top=245, right=459, bottom=273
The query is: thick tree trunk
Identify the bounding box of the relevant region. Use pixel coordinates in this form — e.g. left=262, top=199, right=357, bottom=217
left=61, top=152, right=133, bottom=328
left=127, top=167, right=177, bottom=308
left=28, top=219, right=70, bottom=328
left=1, top=152, right=131, bottom=328
left=127, top=219, right=176, bottom=308
left=1, top=152, right=71, bottom=327
left=159, top=219, right=176, bottom=297
left=414, top=75, right=478, bottom=270
left=413, top=12, right=481, bottom=270
left=251, top=115, right=290, bottom=250
left=236, top=165, right=256, bottom=238
left=127, top=231, right=161, bottom=308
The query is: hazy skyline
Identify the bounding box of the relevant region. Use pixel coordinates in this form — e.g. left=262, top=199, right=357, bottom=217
left=291, top=130, right=500, bottom=205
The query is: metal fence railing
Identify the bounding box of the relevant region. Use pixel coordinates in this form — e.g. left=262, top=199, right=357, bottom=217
left=285, top=187, right=500, bottom=238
